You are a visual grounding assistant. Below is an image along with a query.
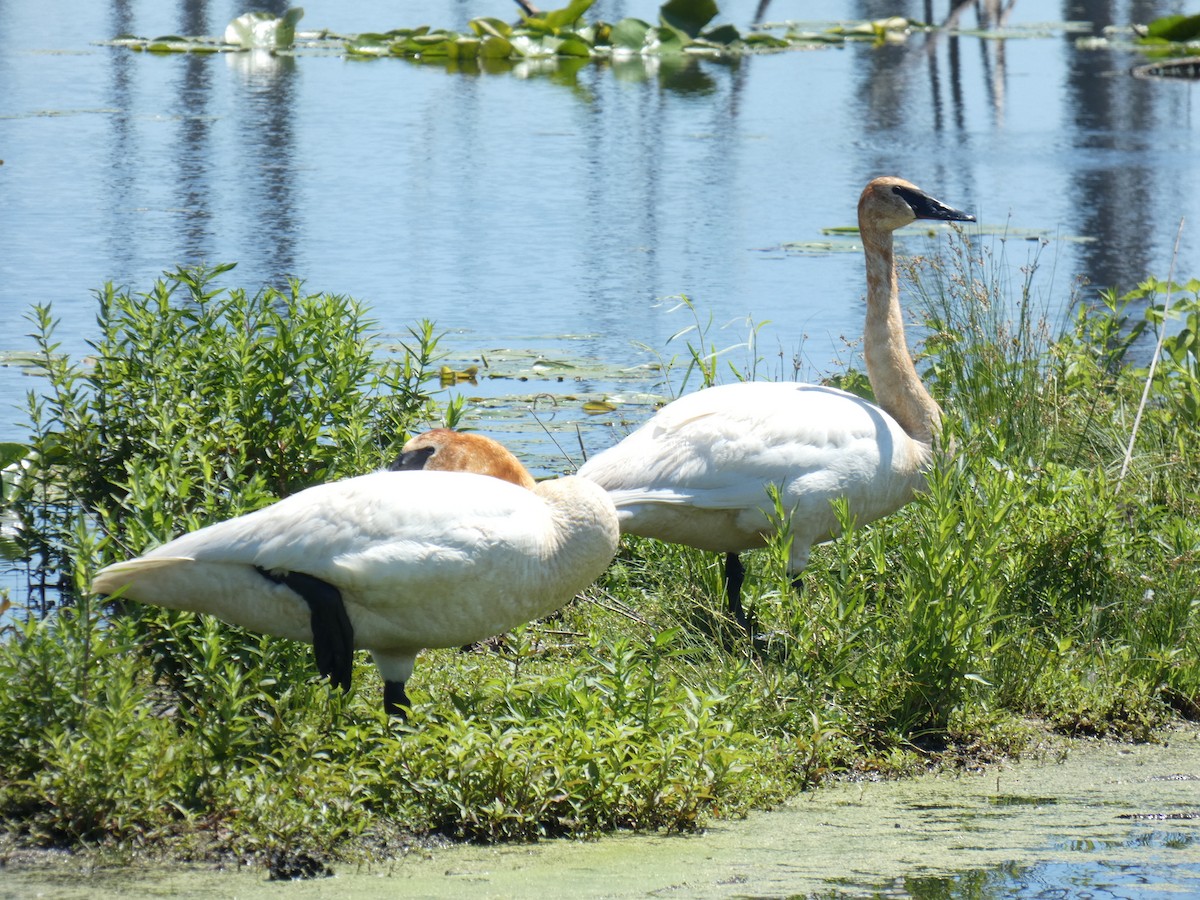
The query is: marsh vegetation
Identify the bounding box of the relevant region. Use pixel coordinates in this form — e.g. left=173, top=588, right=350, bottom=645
left=0, top=231, right=1197, bottom=874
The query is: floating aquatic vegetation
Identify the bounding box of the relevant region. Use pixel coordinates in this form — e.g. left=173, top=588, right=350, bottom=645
left=1129, top=12, right=1200, bottom=79
left=951, top=21, right=1092, bottom=40
left=1078, top=13, right=1200, bottom=78
left=109, top=7, right=305, bottom=54
left=415, top=343, right=667, bottom=462
left=339, top=0, right=796, bottom=62
left=778, top=223, right=1095, bottom=257
left=439, top=364, right=480, bottom=386
left=102, top=0, right=1028, bottom=63
left=0, top=348, right=53, bottom=377
left=1135, top=12, right=1200, bottom=46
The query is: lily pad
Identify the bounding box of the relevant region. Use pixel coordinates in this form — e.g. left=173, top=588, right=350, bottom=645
left=660, top=0, right=719, bottom=39
left=0, top=349, right=51, bottom=376
left=612, top=18, right=652, bottom=51
left=582, top=400, right=619, bottom=413
left=523, top=0, right=596, bottom=33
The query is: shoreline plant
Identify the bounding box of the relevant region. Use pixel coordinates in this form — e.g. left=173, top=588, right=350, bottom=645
left=0, top=244, right=1197, bottom=873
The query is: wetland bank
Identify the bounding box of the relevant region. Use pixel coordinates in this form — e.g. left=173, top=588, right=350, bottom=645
left=2, top=0, right=1200, bottom=896
left=5, top=725, right=1200, bottom=896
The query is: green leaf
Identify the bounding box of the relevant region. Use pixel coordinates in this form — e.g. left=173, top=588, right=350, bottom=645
left=742, top=31, right=792, bottom=48
left=649, top=26, right=687, bottom=55
left=410, top=31, right=456, bottom=45
left=144, top=38, right=195, bottom=53
left=555, top=35, right=593, bottom=57
left=1145, top=13, right=1200, bottom=43
left=612, top=18, right=651, bottom=50
left=659, top=0, right=718, bottom=39
left=700, top=23, right=741, bottom=45
left=535, top=0, right=596, bottom=31
left=0, top=535, right=24, bottom=562
left=281, top=7, right=305, bottom=36
left=480, top=34, right=513, bottom=59
left=0, top=443, right=27, bottom=470
left=450, top=37, right=481, bottom=60
left=407, top=32, right=457, bottom=57
left=470, top=17, right=513, bottom=39
left=345, top=36, right=390, bottom=56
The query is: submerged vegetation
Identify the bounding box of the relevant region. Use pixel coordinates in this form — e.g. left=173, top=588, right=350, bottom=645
left=0, top=241, right=1198, bottom=872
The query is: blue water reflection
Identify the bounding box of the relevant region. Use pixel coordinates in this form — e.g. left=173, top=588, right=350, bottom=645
left=3, top=0, right=1199, bottom=619
left=1, top=1, right=1197, bottom=437
left=909, top=836, right=1200, bottom=900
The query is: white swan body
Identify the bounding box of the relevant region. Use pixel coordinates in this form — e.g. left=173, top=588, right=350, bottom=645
left=578, top=177, right=974, bottom=630
left=93, top=453, right=619, bottom=714
left=585, top=380, right=929, bottom=567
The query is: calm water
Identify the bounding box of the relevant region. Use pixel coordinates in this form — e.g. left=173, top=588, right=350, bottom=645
left=2, top=0, right=1198, bottom=457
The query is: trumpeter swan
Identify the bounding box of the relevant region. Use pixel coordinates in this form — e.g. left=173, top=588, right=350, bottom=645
left=576, top=176, right=975, bottom=632
left=91, top=435, right=619, bottom=716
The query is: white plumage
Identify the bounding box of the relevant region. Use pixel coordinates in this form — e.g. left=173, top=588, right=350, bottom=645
left=588, top=381, right=928, bottom=557
left=578, top=176, right=974, bottom=631
left=93, top=438, right=619, bottom=715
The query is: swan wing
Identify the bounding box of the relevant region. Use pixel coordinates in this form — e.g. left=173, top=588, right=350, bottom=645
left=580, top=381, right=916, bottom=511
left=124, top=471, right=539, bottom=569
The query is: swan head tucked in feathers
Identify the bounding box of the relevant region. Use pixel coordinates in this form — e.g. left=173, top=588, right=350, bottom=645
left=858, top=176, right=975, bottom=234
left=393, top=429, right=618, bottom=564
left=392, top=428, right=538, bottom=490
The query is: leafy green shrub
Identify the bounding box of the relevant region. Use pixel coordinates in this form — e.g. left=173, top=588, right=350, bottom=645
left=381, top=630, right=758, bottom=841
left=0, top=604, right=182, bottom=846
left=12, top=264, right=439, bottom=611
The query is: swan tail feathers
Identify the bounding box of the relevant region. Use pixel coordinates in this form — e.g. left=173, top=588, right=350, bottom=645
left=91, top=556, right=193, bottom=596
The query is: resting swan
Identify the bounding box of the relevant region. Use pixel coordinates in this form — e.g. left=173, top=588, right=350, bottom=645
left=92, top=434, right=619, bottom=716
left=576, top=176, right=975, bottom=632
left=390, top=428, right=537, bottom=488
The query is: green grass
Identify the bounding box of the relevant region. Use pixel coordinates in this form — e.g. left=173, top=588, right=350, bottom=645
left=0, top=249, right=1197, bottom=870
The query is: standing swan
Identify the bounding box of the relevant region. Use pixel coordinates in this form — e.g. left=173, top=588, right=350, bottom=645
left=91, top=435, right=619, bottom=716
left=576, top=177, right=975, bottom=632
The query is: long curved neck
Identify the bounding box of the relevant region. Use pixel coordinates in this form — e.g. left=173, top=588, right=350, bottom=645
left=860, top=225, right=941, bottom=446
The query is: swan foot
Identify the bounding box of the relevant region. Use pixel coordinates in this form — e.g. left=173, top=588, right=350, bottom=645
left=256, top=567, right=354, bottom=693
left=383, top=679, right=410, bottom=718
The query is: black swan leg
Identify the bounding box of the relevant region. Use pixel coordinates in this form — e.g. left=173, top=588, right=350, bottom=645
left=724, top=551, right=752, bottom=636
left=383, top=680, right=410, bottom=718
left=256, top=567, right=355, bottom=692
